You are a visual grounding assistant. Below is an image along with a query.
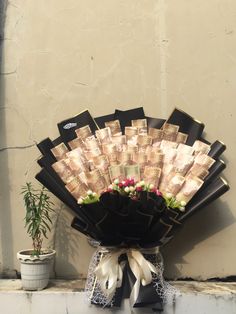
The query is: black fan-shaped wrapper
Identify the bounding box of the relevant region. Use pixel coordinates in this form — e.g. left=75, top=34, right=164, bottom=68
left=35, top=107, right=229, bottom=309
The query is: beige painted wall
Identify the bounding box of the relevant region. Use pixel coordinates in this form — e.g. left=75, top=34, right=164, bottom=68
left=0, top=0, right=235, bottom=279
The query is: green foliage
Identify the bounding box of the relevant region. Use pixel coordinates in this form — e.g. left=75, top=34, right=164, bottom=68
left=21, top=182, right=55, bottom=256
left=163, top=194, right=186, bottom=212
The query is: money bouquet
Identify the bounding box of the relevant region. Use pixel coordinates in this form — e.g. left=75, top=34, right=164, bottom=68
left=35, top=107, right=229, bottom=311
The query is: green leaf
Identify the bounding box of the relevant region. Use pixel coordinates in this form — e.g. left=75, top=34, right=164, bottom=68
left=21, top=182, right=55, bottom=251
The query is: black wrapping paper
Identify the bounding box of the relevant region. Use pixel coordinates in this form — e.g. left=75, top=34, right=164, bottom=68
left=35, top=169, right=108, bottom=241
left=134, top=274, right=163, bottom=310
left=74, top=191, right=182, bottom=248
left=209, top=140, right=226, bottom=159
left=181, top=177, right=229, bottom=222
left=57, top=109, right=98, bottom=143
left=35, top=168, right=82, bottom=216
left=167, top=108, right=205, bottom=145
left=114, top=107, right=145, bottom=132
left=37, top=137, right=65, bottom=158
left=146, top=117, right=165, bottom=129
left=199, top=137, right=211, bottom=145
left=37, top=155, right=65, bottom=186
left=71, top=217, right=90, bottom=236
left=35, top=169, right=103, bottom=234
left=37, top=138, right=56, bottom=160
left=96, top=192, right=160, bottom=246
left=203, top=160, right=226, bottom=187
left=37, top=152, right=85, bottom=220
left=52, top=136, right=64, bottom=146
left=119, top=261, right=164, bottom=310
left=161, top=177, right=229, bottom=242
left=94, top=113, right=115, bottom=128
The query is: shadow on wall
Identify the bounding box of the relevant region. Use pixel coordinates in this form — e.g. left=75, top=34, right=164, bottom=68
left=50, top=204, right=86, bottom=279
left=162, top=198, right=235, bottom=280
left=0, top=1, right=15, bottom=278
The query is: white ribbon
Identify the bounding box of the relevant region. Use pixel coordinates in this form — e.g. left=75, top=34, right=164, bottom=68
left=94, top=247, right=160, bottom=306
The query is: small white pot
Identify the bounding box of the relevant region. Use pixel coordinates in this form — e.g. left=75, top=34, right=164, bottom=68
left=17, top=249, right=56, bottom=291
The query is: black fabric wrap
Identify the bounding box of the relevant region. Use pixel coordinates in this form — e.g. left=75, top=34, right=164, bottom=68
left=167, top=108, right=205, bottom=145
left=57, top=110, right=98, bottom=143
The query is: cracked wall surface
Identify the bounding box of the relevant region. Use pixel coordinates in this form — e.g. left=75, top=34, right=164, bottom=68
left=0, top=0, right=236, bottom=280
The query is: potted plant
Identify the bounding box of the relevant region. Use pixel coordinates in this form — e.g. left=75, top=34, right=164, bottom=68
left=17, top=182, right=56, bottom=291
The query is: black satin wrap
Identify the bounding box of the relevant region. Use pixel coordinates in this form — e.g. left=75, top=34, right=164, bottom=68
left=209, top=140, right=226, bottom=159
left=167, top=108, right=205, bottom=145
left=37, top=138, right=56, bottom=160
left=34, top=107, right=229, bottom=309
left=181, top=177, right=229, bottom=221
left=203, top=160, right=226, bottom=187
left=72, top=191, right=178, bottom=247
left=57, top=110, right=98, bottom=144
left=114, top=107, right=145, bottom=132
left=94, top=113, right=115, bottom=128
left=146, top=117, right=166, bottom=129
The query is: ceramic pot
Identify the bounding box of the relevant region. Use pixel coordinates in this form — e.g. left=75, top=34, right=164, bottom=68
left=17, top=249, right=56, bottom=291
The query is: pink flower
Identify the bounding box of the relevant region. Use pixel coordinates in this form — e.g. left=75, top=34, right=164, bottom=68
left=118, top=183, right=123, bottom=188
left=156, top=190, right=162, bottom=196
left=136, top=186, right=142, bottom=192
left=150, top=188, right=157, bottom=193
left=123, top=180, right=129, bottom=187
left=128, top=178, right=135, bottom=186
left=107, top=188, right=113, bottom=192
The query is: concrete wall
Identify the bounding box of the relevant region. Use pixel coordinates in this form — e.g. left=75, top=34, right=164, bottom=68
left=0, top=0, right=235, bottom=280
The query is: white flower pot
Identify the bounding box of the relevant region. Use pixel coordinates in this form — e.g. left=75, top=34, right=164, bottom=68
left=17, top=249, right=56, bottom=291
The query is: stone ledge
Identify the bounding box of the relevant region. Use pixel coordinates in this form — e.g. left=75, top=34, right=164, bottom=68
left=173, top=280, right=236, bottom=295
left=1, top=279, right=236, bottom=294
left=0, top=280, right=236, bottom=314
left=0, top=279, right=86, bottom=292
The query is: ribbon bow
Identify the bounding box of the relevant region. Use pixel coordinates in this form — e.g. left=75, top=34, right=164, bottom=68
left=94, top=247, right=159, bottom=306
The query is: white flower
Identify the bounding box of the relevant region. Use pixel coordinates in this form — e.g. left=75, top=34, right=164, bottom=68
left=92, top=192, right=97, bottom=197
left=165, top=192, right=173, bottom=199
left=180, top=200, right=186, bottom=207
left=149, top=184, right=154, bottom=189
left=179, top=206, right=185, bottom=212
left=136, top=183, right=141, bottom=188
left=114, top=179, right=119, bottom=185
left=129, top=186, right=135, bottom=192
left=78, top=198, right=83, bottom=204
left=140, top=180, right=145, bottom=186
left=108, top=184, right=113, bottom=189
left=124, top=186, right=130, bottom=193
left=87, top=190, right=93, bottom=196
left=122, top=180, right=126, bottom=185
